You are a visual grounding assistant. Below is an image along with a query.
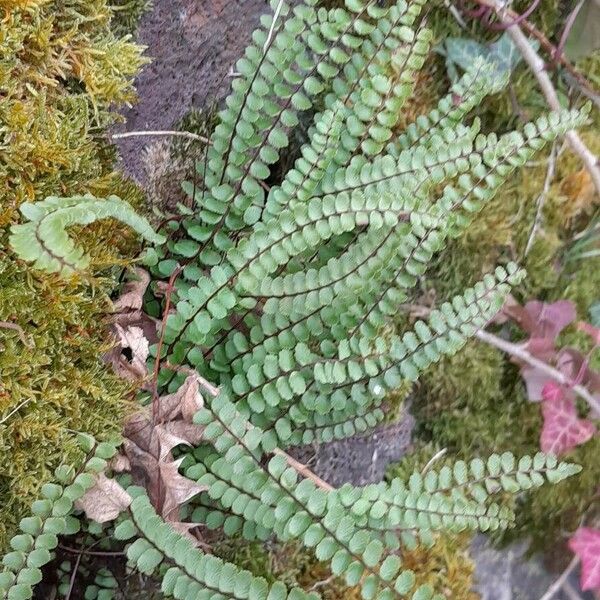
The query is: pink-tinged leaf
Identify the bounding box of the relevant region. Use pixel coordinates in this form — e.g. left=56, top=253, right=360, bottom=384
left=75, top=474, right=132, bottom=523
left=578, top=320, right=600, bottom=346
left=540, top=384, right=596, bottom=455
left=557, top=348, right=600, bottom=396
left=568, top=527, right=600, bottom=591
left=520, top=365, right=551, bottom=402
left=541, top=381, right=564, bottom=402
left=502, top=298, right=576, bottom=341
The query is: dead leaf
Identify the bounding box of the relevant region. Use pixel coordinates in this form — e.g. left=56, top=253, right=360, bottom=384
left=157, top=374, right=203, bottom=422
left=159, top=458, right=206, bottom=521
left=560, top=168, right=598, bottom=224
left=107, top=324, right=149, bottom=382
left=113, top=268, right=151, bottom=312
left=75, top=473, right=132, bottom=523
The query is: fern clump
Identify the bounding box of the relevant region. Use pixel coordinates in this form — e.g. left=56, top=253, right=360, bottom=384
left=1, top=0, right=592, bottom=597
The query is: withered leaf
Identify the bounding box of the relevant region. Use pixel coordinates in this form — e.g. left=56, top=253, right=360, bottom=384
left=113, top=268, right=151, bottom=312
left=160, top=458, right=206, bottom=521
left=75, top=473, right=132, bottom=523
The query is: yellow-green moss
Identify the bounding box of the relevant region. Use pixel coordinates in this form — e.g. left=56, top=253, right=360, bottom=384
left=0, top=0, right=146, bottom=549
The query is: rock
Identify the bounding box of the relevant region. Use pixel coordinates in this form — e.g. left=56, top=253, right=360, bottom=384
left=115, top=0, right=267, bottom=179
left=290, top=408, right=415, bottom=487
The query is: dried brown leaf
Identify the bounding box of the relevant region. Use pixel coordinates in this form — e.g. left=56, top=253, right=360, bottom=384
left=75, top=473, right=132, bottom=523
left=159, top=458, right=206, bottom=521
left=113, top=268, right=151, bottom=312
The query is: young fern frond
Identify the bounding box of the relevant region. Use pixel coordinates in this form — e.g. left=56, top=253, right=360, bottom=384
left=9, top=195, right=165, bottom=277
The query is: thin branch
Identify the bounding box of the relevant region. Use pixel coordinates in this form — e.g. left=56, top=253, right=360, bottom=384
left=264, top=0, right=285, bottom=53
left=273, top=448, right=335, bottom=492
left=537, top=556, right=580, bottom=600
left=479, top=0, right=600, bottom=197
left=58, top=544, right=124, bottom=557
left=524, top=141, right=558, bottom=256
left=111, top=130, right=211, bottom=144
left=562, top=581, right=584, bottom=600
left=64, top=547, right=83, bottom=600
left=476, top=329, right=600, bottom=414
left=421, top=448, right=448, bottom=474
left=0, top=320, right=32, bottom=347
left=471, top=0, right=599, bottom=102
left=0, top=399, right=32, bottom=425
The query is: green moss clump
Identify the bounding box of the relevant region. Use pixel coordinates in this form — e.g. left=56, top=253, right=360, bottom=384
left=0, top=0, right=147, bottom=549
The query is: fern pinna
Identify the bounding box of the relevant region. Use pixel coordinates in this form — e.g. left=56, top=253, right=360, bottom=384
left=3, top=0, right=590, bottom=598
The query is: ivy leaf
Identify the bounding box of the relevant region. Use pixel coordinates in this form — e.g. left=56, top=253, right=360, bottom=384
left=540, top=383, right=596, bottom=455
left=568, top=527, right=600, bottom=591
left=502, top=298, right=576, bottom=346
left=75, top=474, right=132, bottom=523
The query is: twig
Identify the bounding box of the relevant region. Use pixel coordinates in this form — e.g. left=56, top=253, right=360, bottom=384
left=152, top=266, right=183, bottom=420
left=273, top=448, right=335, bottom=492
left=470, top=0, right=600, bottom=101
left=421, top=448, right=448, bottom=474
left=111, top=130, right=211, bottom=144
left=58, top=544, right=124, bottom=557
left=264, top=0, right=284, bottom=53
left=0, top=399, right=32, bottom=425
left=64, top=547, right=83, bottom=600
left=0, top=320, right=32, bottom=347
left=562, top=581, right=584, bottom=600
left=537, top=555, right=580, bottom=600
left=524, top=141, right=558, bottom=256
left=476, top=329, right=600, bottom=414
left=479, top=0, right=600, bottom=197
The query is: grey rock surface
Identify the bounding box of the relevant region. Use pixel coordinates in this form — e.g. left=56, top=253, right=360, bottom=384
left=115, top=0, right=266, bottom=180
left=290, top=409, right=415, bottom=487
left=470, top=535, right=591, bottom=600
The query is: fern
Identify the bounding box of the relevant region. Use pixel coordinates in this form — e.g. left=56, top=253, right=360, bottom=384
left=1, top=0, right=592, bottom=597
left=9, top=195, right=165, bottom=277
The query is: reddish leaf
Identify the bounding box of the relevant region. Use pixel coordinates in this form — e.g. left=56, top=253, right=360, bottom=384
left=578, top=320, right=600, bottom=346
left=75, top=474, right=132, bottom=523
left=568, top=527, right=600, bottom=591
left=501, top=298, right=576, bottom=341
left=540, top=383, right=596, bottom=455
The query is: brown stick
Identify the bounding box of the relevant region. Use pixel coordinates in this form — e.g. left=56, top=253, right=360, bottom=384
left=273, top=448, right=335, bottom=492
left=472, top=0, right=600, bottom=101
left=476, top=329, right=600, bottom=414
left=475, top=0, right=600, bottom=197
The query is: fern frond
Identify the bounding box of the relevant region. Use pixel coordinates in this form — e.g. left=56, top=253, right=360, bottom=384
left=9, top=195, right=165, bottom=277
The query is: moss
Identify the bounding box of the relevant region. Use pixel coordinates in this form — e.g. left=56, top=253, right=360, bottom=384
left=0, top=0, right=146, bottom=549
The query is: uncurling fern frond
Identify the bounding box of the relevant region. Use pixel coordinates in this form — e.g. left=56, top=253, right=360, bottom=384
left=9, top=195, right=165, bottom=277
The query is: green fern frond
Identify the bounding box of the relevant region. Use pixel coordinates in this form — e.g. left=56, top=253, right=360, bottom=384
left=10, top=195, right=165, bottom=277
